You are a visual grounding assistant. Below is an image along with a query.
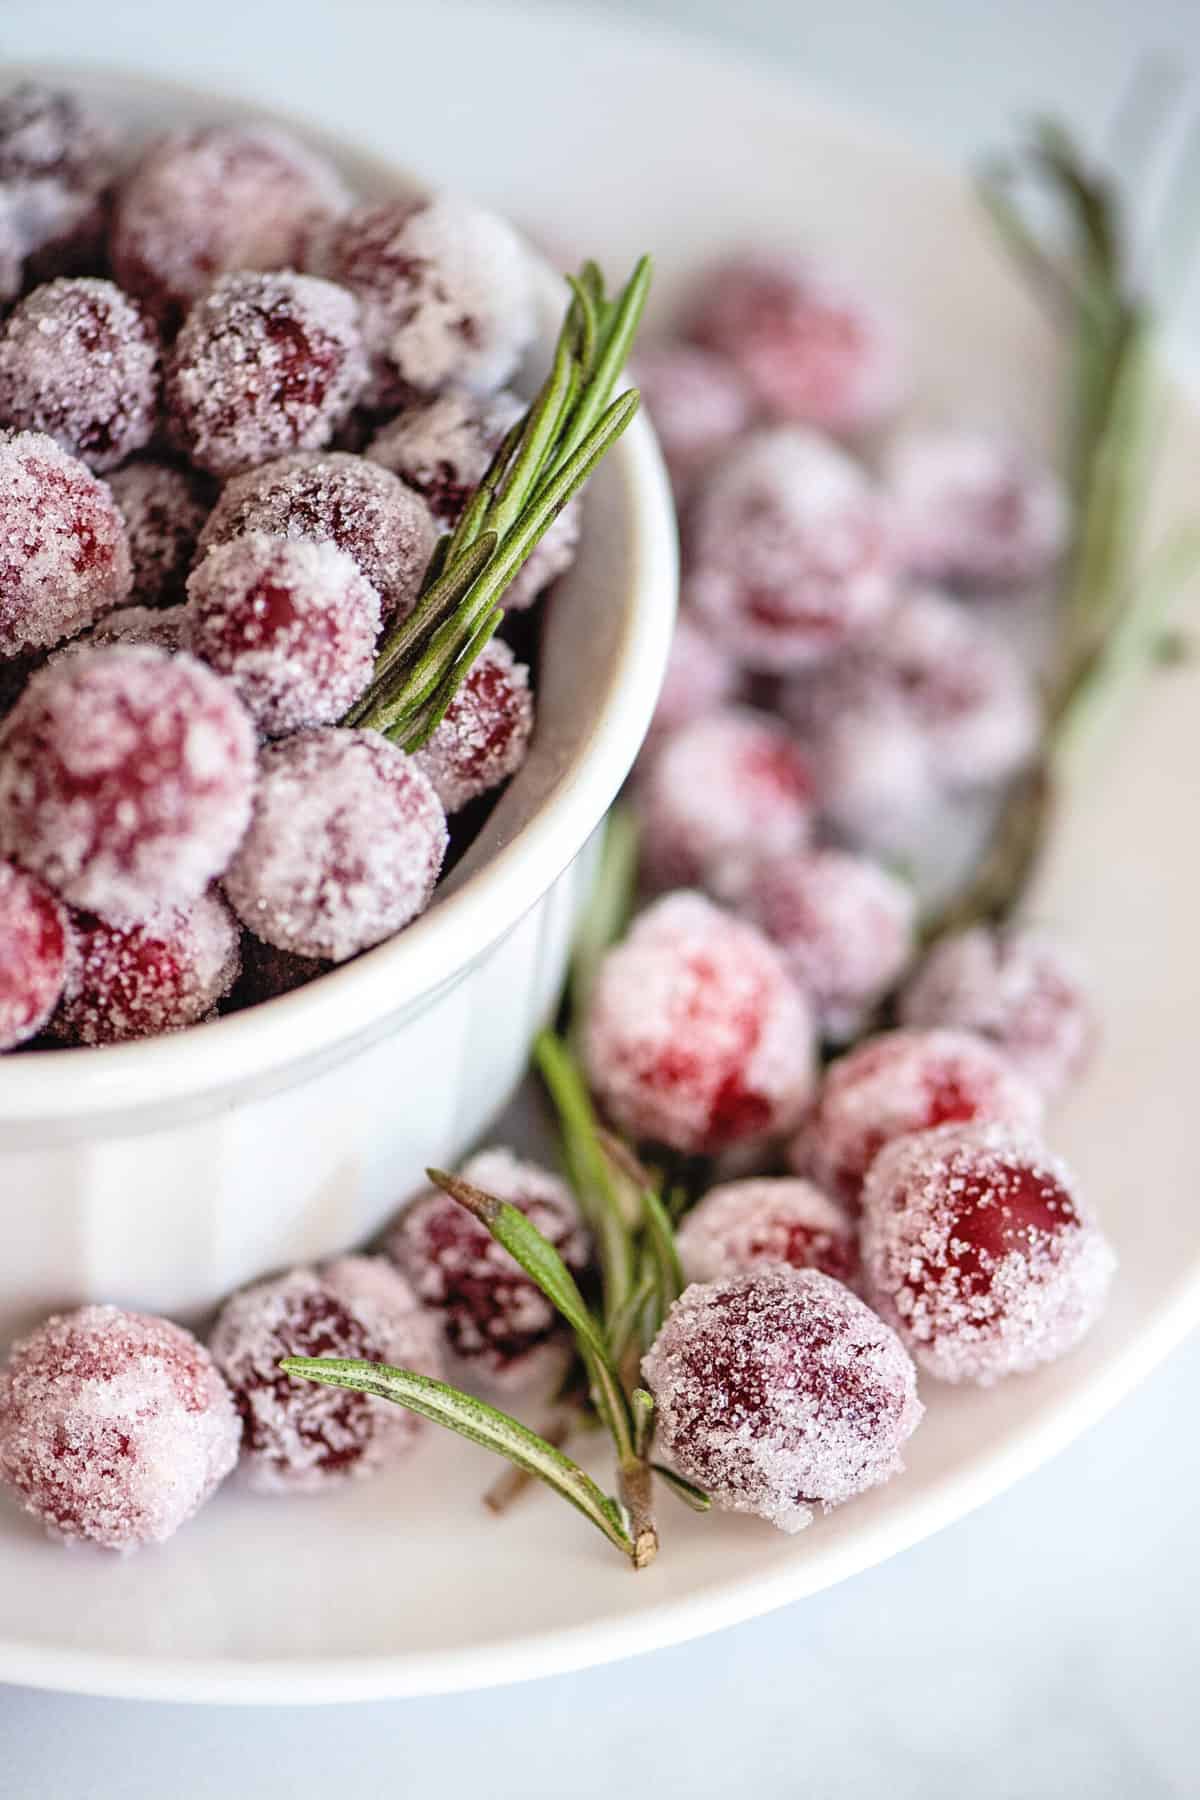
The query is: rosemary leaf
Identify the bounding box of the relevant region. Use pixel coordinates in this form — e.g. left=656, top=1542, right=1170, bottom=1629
left=652, top=1465, right=713, bottom=1513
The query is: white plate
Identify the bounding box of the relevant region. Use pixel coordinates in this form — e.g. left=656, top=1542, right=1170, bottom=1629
left=2, top=0, right=1199, bottom=1705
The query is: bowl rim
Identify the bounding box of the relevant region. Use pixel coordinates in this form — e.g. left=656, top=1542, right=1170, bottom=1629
left=0, top=74, right=678, bottom=1125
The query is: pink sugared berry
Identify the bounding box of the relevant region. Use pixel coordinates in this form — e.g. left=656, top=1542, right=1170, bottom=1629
left=91, top=602, right=190, bottom=654
left=684, top=253, right=905, bottom=433
left=0, top=431, right=132, bottom=656
left=676, top=1177, right=857, bottom=1286
left=0, top=84, right=118, bottom=302
left=584, top=891, right=816, bottom=1154
left=632, top=340, right=755, bottom=493
left=686, top=427, right=894, bottom=672
left=861, top=1121, right=1116, bottom=1383
left=386, top=1148, right=588, bottom=1393
left=210, top=1256, right=441, bottom=1493
left=0, top=1305, right=240, bottom=1549
left=186, top=532, right=381, bottom=734
left=223, top=728, right=446, bottom=962
left=0, top=646, right=257, bottom=925
left=645, top=614, right=739, bottom=746
left=412, top=637, right=533, bottom=814
left=900, top=924, right=1096, bottom=1102
left=0, top=858, right=70, bottom=1048
left=792, top=1026, right=1045, bottom=1208
left=106, top=458, right=213, bottom=607
left=642, top=1266, right=922, bottom=1533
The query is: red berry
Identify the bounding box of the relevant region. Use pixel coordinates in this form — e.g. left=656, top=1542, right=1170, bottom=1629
left=0, top=858, right=70, bottom=1049
left=386, top=1148, right=589, bottom=1393
left=0, top=84, right=118, bottom=302
left=210, top=1256, right=442, bottom=1493
left=632, top=340, right=755, bottom=493
left=676, top=1177, right=858, bottom=1286
left=0, top=430, right=132, bottom=656
left=412, top=637, right=533, bottom=814
left=642, top=1266, right=922, bottom=1533
left=0, top=1305, right=240, bottom=1549
left=584, top=891, right=816, bottom=1154
left=861, top=1121, right=1116, bottom=1383
left=223, top=727, right=447, bottom=962
left=645, top=614, right=740, bottom=747
left=0, top=646, right=257, bottom=925
left=106, top=458, right=214, bottom=607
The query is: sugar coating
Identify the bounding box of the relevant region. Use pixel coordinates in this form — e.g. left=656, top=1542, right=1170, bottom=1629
left=793, top=1026, right=1045, bottom=1208
left=684, top=252, right=906, bottom=433
left=642, top=1266, right=922, bottom=1533
left=196, top=451, right=437, bottom=624
left=386, top=1147, right=589, bottom=1393
left=91, top=602, right=190, bottom=654
left=210, top=1255, right=442, bottom=1494
left=165, top=271, right=367, bottom=480
left=860, top=1120, right=1117, bottom=1384
left=900, top=924, right=1096, bottom=1102
left=0, top=1304, right=240, bottom=1550
left=186, top=532, right=381, bottom=734
left=223, top=727, right=447, bottom=962
left=0, top=84, right=119, bottom=303
left=676, top=1177, right=858, bottom=1286
left=646, top=614, right=740, bottom=746
left=739, top=847, right=916, bottom=1043
left=106, top=458, right=213, bottom=607
left=636, top=706, right=814, bottom=898
left=632, top=340, right=756, bottom=493
left=47, top=890, right=240, bottom=1046
left=111, top=125, right=351, bottom=330
left=686, top=426, right=895, bottom=672
left=412, top=637, right=533, bottom=814
left=584, top=890, right=816, bottom=1154
left=0, top=857, right=70, bottom=1048
left=0, top=646, right=257, bottom=926
left=884, top=429, right=1069, bottom=591
left=0, top=430, right=133, bottom=656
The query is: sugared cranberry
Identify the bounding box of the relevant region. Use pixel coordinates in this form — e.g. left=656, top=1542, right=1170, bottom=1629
left=106, top=458, right=213, bottom=607
left=676, top=1177, right=858, bottom=1286
left=47, top=891, right=240, bottom=1046
left=196, top=451, right=437, bottom=624
left=386, top=1148, right=589, bottom=1393
left=686, top=427, right=895, bottom=671
left=739, top=847, right=915, bottom=1043
left=412, top=637, right=533, bottom=814
left=111, top=125, right=350, bottom=330
left=632, top=340, right=755, bottom=494
left=684, top=253, right=905, bottom=433
left=223, top=727, right=446, bottom=962
left=0, top=646, right=257, bottom=925
left=900, top=924, right=1096, bottom=1102
left=645, top=614, right=740, bottom=747
left=642, top=1266, right=922, bottom=1533
left=636, top=706, right=814, bottom=897
left=792, top=1026, right=1045, bottom=1207
left=186, top=532, right=381, bottom=734
left=0, top=84, right=118, bottom=303
left=883, top=429, right=1069, bottom=591
left=90, top=602, right=190, bottom=654
left=0, top=431, right=132, bottom=656
left=584, top=891, right=816, bottom=1154
left=0, top=1305, right=240, bottom=1549
left=0, top=858, right=70, bottom=1049
left=210, top=1255, right=442, bottom=1494
left=861, top=1121, right=1116, bottom=1383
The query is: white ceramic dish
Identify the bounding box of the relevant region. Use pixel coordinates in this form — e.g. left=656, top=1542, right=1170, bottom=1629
left=1, top=1, right=1198, bottom=1706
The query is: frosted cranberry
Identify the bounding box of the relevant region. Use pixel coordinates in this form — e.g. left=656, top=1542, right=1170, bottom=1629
left=645, top=614, right=740, bottom=747
left=584, top=891, right=816, bottom=1154
left=412, top=637, right=533, bottom=814
left=47, top=891, right=239, bottom=1046
left=90, top=602, right=190, bottom=654
left=0, top=1305, right=239, bottom=1550
left=210, top=1256, right=441, bottom=1494
left=643, top=1267, right=922, bottom=1533
left=0, top=84, right=118, bottom=302
left=636, top=707, right=814, bottom=897
left=386, top=1148, right=589, bottom=1393
left=196, top=451, right=437, bottom=624
left=317, top=195, right=535, bottom=401
left=223, top=728, right=446, bottom=962
left=861, top=1121, right=1116, bottom=1383
left=0, top=858, right=70, bottom=1048
left=686, top=427, right=895, bottom=672
left=111, top=125, right=350, bottom=330
left=186, top=533, right=380, bottom=734
left=106, top=458, right=213, bottom=607
left=677, top=1177, right=858, bottom=1286
left=0, top=646, right=257, bottom=925
left=632, top=340, right=755, bottom=493
left=0, top=431, right=132, bottom=656
left=792, top=1026, right=1045, bottom=1208
left=684, top=253, right=905, bottom=433
left=227, top=934, right=330, bottom=1009
left=740, top=848, right=915, bottom=1043
left=884, top=429, right=1069, bottom=591
left=900, top=925, right=1095, bottom=1102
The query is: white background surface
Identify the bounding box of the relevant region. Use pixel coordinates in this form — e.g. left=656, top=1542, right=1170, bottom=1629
left=3, top=1, right=1199, bottom=1793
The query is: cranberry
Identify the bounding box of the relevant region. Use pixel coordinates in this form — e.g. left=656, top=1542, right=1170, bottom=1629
left=676, top=1177, right=858, bottom=1286
left=644, top=614, right=740, bottom=748
left=89, top=602, right=190, bottom=654
left=632, top=340, right=755, bottom=494
left=106, top=458, right=214, bottom=607
left=412, top=637, right=533, bottom=814
left=0, top=858, right=71, bottom=1049
left=0, top=430, right=132, bottom=656
left=642, top=1266, right=922, bottom=1533
left=0, top=84, right=118, bottom=303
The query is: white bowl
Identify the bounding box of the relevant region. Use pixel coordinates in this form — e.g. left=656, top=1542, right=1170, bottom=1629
left=0, top=72, right=678, bottom=1346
